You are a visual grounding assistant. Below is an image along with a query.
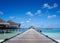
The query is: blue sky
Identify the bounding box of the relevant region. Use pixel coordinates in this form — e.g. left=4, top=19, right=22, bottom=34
left=0, top=0, right=60, bottom=28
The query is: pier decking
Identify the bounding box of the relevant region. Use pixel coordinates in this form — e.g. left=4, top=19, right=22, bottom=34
left=3, top=28, right=58, bottom=43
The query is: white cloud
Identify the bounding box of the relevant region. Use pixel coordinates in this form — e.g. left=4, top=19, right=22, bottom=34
left=21, top=21, right=30, bottom=26
left=57, top=11, right=60, bottom=12
left=9, top=16, right=24, bottom=21
left=43, top=3, right=58, bottom=9
left=9, top=16, right=15, bottom=19
left=26, top=20, right=30, bottom=23
left=26, top=12, right=33, bottom=16
left=21, top=22, right=24, bottom=24
left=50, top=23, right=60, bottom=28
left=48, top=15, right=56, bottom=19
left=0, top=11, right=4, bottom=15
left=29, top=18, right=32, bottom=21
left=54, top=3, right=58, bottom=8
left=35, top=10, right=41, bottom=15
left=26, top=10, right=42, bottom=16
left=21, top=20, right=31, bottom=26
left=16, top=18, right=24, bottom=20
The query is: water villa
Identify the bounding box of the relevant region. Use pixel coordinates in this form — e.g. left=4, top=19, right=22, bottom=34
left=1, top=26, right=58, bottom=43
left=7, top=20, right=20, bottom=29
left=0, top=19, right=9, bottom=29
left=0, top=18, right=20, bottom=29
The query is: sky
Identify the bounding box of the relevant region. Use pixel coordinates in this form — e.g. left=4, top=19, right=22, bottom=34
left=0, top=0, right=60, bottom=28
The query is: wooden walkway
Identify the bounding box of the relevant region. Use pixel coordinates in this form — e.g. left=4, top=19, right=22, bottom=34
left=2, top=28, right=58, bottom=43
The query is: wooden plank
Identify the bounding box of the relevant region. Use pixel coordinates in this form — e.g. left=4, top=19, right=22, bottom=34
left=3, top=28, right=58, bottom=43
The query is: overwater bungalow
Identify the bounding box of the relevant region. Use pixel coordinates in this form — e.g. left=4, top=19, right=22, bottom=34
left=7, top=20, right=20, bottom=29
left=0, top=19, right=21, bottom=33
left=0, top=19, right=20, bottom=29
left=0, top=18, right=9, bottom=30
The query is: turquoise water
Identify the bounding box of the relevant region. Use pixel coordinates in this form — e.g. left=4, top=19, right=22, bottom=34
left=43, top=33, right=60, bottom=40
left=0, top=28, right=60, bottom=41
left=36, top=28, right=60, bottom=40
left=0, top=28, right=28, bottom=40
left=36, top=28, right=60, bottom=33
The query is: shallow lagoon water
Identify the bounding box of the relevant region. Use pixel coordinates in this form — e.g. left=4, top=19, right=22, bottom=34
left=0, top=28, right=28, bottom=40
left=0, top=28, right=60, bottom=42
left=40, top=28, right=60, bottom=42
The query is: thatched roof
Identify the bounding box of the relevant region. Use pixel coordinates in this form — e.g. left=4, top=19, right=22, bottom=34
left=0, top=19, right=20, bottom=26
left=7, top=20, right=20, bottom=25
left=0, top=18, right=9, bottom=25
left=0, top=18, right=6, bottom=22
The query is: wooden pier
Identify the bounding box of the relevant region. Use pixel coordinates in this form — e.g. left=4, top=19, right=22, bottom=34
left=1, top=28, right=58, bottom=43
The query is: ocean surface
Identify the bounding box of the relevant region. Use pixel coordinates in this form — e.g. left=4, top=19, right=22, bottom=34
left=36, top=28, right=60, bottom=42
left=0, top=28, right=60, bottom=42
left=37, top=28, right=60, bottom=40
